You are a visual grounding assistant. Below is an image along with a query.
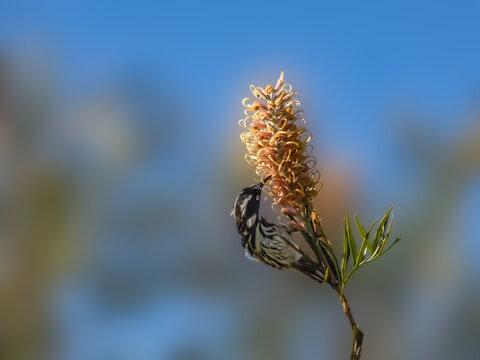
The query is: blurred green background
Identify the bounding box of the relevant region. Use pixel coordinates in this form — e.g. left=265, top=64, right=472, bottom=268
left=1, top=1, right=480, bottom=359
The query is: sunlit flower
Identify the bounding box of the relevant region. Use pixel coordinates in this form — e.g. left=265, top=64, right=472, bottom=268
left=239, top=72, right=321, bottom=219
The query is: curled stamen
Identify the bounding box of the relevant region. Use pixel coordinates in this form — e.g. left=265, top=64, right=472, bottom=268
left=242, top=97, right=256, bottom=107
left=285, top=99, right=301, bottom=108
left=275, top=71, right=284, bottom=90
left=239, top=72, right=322, bottom=219
left=304, top=144, right=313, bottom=155
left=238, top=119, right=248, bottom=128
left=280, top=83, right=292, bottom=93
left=304, top=157, right=317, bottom=169
left=268, top=154, right=281, bottom=166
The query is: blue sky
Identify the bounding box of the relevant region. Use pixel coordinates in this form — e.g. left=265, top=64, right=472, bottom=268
left=1, top=0, right=479, bottom=201
left=2, top=0, right=479, bottom=130
left=0, top=0, right=478, bottom=215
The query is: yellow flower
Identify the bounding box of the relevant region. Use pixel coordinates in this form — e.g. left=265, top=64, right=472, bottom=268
left=239, top=72, right=321, bottom=218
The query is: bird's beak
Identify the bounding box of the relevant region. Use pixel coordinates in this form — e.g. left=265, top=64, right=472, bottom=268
left=261, top=175, right=272, bottom=186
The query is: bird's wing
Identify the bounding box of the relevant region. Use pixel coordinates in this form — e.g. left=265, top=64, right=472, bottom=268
left=259, top=217, right=293, bottom=236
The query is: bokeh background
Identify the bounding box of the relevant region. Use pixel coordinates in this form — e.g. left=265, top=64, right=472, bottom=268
left=1, top=1, right=480, bottom=359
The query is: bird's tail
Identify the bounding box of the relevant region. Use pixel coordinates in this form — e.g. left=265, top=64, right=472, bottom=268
left=293, top=257, right=338, bottom=288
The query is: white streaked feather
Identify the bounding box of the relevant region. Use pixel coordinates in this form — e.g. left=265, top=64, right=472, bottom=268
left=239, top=195, right=250, bottom=212
left=244, top=248, right=258, bottom=262
left=246, top=214, right=257, bottom=228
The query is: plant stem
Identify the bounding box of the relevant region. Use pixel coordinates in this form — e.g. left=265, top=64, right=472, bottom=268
left=335, top=287, right=364, bottom=360
left=295, top=210, right=364, bottom=358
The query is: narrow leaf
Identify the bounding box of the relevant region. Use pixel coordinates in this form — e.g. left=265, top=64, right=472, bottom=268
left=354, top=215, right=367, bottom=238
left=373, top=206, right=393, bottom=249
left=383, top=237, right=401, bottom=254
left=378, top=212, right=394, bottom=255
left=355, top=215, right=373, bottom=253
left=356, top=237, right=369, bottom=266
left=342, top=228, right=350, bottom=278
left=345, top=214, right=357, bottom=262
left=322, top=267, right=330, bottom=284
left=319, top=240, right=340, bottom=282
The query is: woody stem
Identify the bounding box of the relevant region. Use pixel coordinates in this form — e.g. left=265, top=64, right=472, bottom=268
left=335, top=287, right=364, bottom=360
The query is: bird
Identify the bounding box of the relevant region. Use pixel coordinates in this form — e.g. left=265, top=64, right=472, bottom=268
left=233, top=178, right=335, bottom=286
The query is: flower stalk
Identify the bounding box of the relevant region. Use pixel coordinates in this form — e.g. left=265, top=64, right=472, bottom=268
left=237, top=73, right=399, bottom=359
left=335, top=274, right=364, bottom=359
left=240, top=72, right=321, bottom=226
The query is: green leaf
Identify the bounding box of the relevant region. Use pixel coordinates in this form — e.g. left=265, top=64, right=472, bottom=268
left=373, top=206, right=393, bottom=249
left=341, top=228, right=350, bottom=278
left=301, top=230, right=323, bottom=265
left=374, top=211, right=394, bottom=258
left=342, top=206, right=399, bottom=286
left=356, top=237, right=370, bottom=266
left=383, top=237, right=401, bottom=254
left=354, top=215, right=366, bottom=238
left=354, top=215, right=373, bottom=254
left=344, top=214, right=357, bottom=262
left=310, top=215, right=341, bottom=282
left=322, top=267, right=330, bottom=284
left=363, top=208, right=396, bottom=263
left=319, top=240, right=340, bottom=282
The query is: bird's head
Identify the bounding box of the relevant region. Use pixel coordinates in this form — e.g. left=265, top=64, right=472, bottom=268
left=233, top=176, right=271, bottom=225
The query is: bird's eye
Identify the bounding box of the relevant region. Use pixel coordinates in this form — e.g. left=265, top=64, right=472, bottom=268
left=256, top=195, right=260, bottom=201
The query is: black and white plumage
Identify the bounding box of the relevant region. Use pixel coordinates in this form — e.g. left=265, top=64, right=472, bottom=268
left=233, top=180, right=329, bottom=284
